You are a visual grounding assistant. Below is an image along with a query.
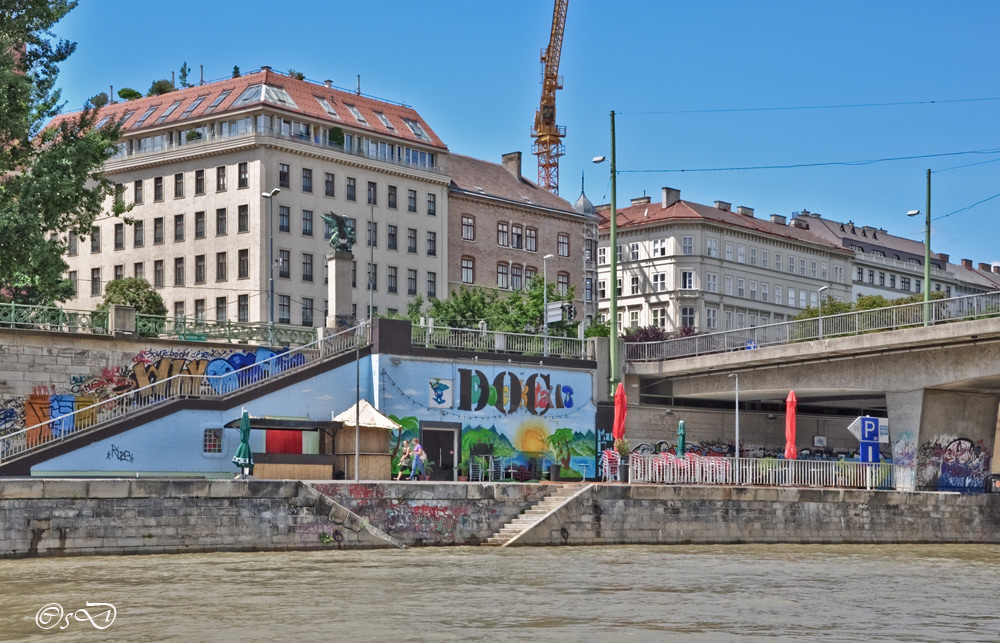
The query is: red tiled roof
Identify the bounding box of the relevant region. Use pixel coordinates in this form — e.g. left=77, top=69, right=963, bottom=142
left=447, top=153, right=577, bottom=214
left=50, top=69, right=446, bottom=150
left=596, top=199, right=851, bottom=254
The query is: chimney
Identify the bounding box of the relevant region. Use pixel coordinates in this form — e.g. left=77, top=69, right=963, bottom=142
left=715, top=200, right=731, bottom=212
left=261, top=65, right=271, bottom=72
left=993, top=265, right=1000, bottom=274
left=979, top=262, right=992, bottom=271
left=324, top=80, right=333, bottom=88
left=171, top=71, right=175, bottom=88
left=631, top=196, right=651, bottom=206
left=200, top=64, right=204, bottom=85
left=962, top=259, right=973, bottom=268
left=661, top=187, right=680, bottom=208
left=791, top=218, right=810, bottom=230
left=737, top=206, right=754, bottom=218
left=770, top=214, right=786, bottom=225
left=109, top=84, right=114, bottom=104
left=938, top=253, right=949, bottom=264
left=501, top=152, right=522, bottom=179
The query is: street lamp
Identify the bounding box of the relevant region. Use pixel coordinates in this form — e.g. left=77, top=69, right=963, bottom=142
left=593, top=109, right=618, bottom=395
left=817, top=285, right=829, bottom=338
left=261, top=187, right=281, bottom=341
left=907, top=169, right=932, bottom=326
left=728, top=373, right=740, bottom=476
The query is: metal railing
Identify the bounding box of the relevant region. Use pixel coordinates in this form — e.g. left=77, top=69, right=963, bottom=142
left=136, top=313, right=317, bottom=346
left=0, top=322, right=368, bottom=464
left=411, top=323, right=594, bottom=360
left=0, top=303, right=109, bottom=334
left=626, top=290, right=1000, bottom=362
left=629, top=453, right=911, bottom=491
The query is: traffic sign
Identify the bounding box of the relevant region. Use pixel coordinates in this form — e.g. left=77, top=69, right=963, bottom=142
left=847, top=416, right=889, bottom=443
left=545, top=302, right=563, bottom=324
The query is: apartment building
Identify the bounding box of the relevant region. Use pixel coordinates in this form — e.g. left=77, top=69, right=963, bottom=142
left=446, top=152, right=597, bottom=323
left=596, top=188, right=853, bottom=335
left=60, top=66, right=449, bottom=325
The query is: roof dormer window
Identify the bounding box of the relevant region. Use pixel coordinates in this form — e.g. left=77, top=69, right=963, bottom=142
left=203, top=90, right=232, bottom=115
left=375, top=112, right=394, bottom=131
left=181, top=95, right=208, bottom=116
left=316, top=97, right=339, bottom=119
left=346, top=104, right=367, bottom=125
left=133, top=105, right=159, bottom=128
left=155, top=100, right=183, bottom=124
left=402, top=118, right=429, bottom=141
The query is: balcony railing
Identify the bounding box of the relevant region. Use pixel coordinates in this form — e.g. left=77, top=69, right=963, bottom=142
left=626, top=290, right=1000, bottom=362
left=412, top=323, right=594, bottom=360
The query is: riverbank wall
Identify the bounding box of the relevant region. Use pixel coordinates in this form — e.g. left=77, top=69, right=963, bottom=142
left=2, top=479, right=998, bottom=558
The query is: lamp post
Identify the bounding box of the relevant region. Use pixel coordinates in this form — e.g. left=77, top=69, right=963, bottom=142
left=907, top=169, right=932, bottom=326
left=817, top=285, right=829, bottom=338
left=728, top=372, right=740, bottom=483
left=368, top=184, right=375, bottom=322
left=261, top=188, right=281, bottom=343
left=593, top=110, right=618, bottom=395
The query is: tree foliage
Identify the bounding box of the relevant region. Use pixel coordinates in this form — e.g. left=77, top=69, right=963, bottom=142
left=146, top=78, right=173, bottom=96
left=178, top=61, right=190, bottom=88
left=0, top=0, right=127, bottom=304
left=622, top=325, right=670, bottom=343
left=793, top=291, right=948, bottom=321
left=286, top=68, right=305, bottom=80
left=232, top=65, right=240, bottom=78
left=86, top=91, right=108, bottom=108
left=98, top=277, right=166, bottom=316
left=117, top=87, right=141, bottom=101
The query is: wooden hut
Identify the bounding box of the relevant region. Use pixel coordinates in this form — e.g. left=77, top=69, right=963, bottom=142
left=332, top=399, right=399, bottom=480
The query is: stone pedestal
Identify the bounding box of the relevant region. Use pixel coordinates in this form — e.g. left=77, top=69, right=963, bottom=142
left=326, top=250, right=355, bottom=328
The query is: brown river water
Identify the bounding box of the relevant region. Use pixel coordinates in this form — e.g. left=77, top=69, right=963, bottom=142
left=1, top=544, right=998, bottom=642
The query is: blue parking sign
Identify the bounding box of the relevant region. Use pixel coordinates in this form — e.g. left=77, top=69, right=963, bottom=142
left=860, top=441, right=879, bottom=463
left=861, top=417, right=879, bottom=442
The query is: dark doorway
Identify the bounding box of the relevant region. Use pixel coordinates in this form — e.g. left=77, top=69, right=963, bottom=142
left=420, top=421, right=461, bottom=481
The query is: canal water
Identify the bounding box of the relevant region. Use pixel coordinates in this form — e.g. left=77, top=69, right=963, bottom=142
left=2, top=544, right=998, bottom=642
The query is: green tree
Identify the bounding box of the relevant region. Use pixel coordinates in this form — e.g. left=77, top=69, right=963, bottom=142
left=231, top=65, right=240, bottom=78
left=146, top=78, right=173, bottom=96
left=584, top=319, right=610, bottom=338
left=97, top=277, right=166, bottom=316
left=178, top=61, right=190, bottom=88
left=117, top=87, right=141, bottom=101
left=86, top=91, right=108, bottom=108
left=287, top=68, right=305, bottom=80
left=793, top=296, right=855, bottom=320
left=546, top=427, right=575, bottom=469
left=426, top=285, right=498, bottom=328
left=0, top=0, right=128, bottom=304
left=406, top=294, right=424, bottom=322
left=622, top=325, right=670, bottom=343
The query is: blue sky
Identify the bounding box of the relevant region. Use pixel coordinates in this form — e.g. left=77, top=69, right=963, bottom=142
left=52, top=1, right=1000, bottom=265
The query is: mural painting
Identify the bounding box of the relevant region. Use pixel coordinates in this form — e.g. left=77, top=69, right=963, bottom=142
left=380, top=363, right=596, bottom=481
left=917, top=435, right=992, bottom=491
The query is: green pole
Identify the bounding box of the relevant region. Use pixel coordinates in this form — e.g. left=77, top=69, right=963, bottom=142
left=609, top=110, right=618, bottom=395
left=923, top=168, right=931, bottom=326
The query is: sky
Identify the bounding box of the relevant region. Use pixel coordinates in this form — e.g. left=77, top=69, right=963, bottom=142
left=51, top=0, right=1000, bottom=265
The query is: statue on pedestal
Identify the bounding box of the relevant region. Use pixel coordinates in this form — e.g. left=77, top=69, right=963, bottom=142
left=322, top=212, right=356, bottom=253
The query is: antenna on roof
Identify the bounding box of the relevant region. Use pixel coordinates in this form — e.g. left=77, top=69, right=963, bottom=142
left=200, top=64, right=204, bottom=86
left=356, top=75, right=361, bottom=96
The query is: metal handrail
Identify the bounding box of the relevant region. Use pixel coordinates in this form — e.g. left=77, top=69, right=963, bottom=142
left=411, top=323, right=593, bottom=360
left=626, top=290, right=1000, bottom=362
left=0, top=322, right=368, bottom=464
left=0, top=303, right=110, bottom=334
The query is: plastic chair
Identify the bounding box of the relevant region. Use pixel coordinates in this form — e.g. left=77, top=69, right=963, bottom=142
left=488, top=456, right=504, bottom=481
left=469, top=458, right=484, bottom=482
left=601, top=450, right=620, bottom=482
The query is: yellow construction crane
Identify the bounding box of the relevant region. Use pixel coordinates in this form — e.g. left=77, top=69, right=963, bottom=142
left=532, top=0, right=568, bottom=195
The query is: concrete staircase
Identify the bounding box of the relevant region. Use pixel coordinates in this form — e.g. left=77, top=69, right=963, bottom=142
left=485, top=483, right=592, bottom=546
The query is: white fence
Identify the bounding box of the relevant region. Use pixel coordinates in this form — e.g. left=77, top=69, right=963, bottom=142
left=629, top=453, right=914, bottom=491
left=0, top=323, right=368, bottom=465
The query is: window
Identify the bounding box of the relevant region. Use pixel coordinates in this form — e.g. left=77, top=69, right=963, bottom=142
left=426, top=231, right=436, bottom=256
left=134, top=180, right=144, bottom=204
left=856, top=267, right=864, bottom=282
left=154, top=260, right=164, bottom=287
left=279, top=163, right=290, bottom=188
left=525, top=266, right=537, bottom=282
left=216, top=208, right=227, bottom=236
left=174, top=173, right=184, bottom=198
left=598, top=280, right=607, bottom=299
left=238, top=295, right=249, bottom=322
left=799, top=290, right=807, bottom=308
left=388, top=185, right=397, bottom=209
left=407, top=269, right=417, bottom=295
left=278, top=295, right=290, bottom=324
left=914, top=278, right=921, bottom=292
left=351, top=261, right=356, bottom=288
left=302, top=168, right=313, bottom=193
left=174, top=214, right=184, bottom=241
left=302, top=253, right=313, bottom=282
left=238, top=162, right=248, bottom=189
left=203, top=428, right=223, bottom=454
left=800, top=258, right=807, bottom=276
left=867, top=269, right=875, bottom=284
left=346, top=177, right=356, bottom=201
left=630, top=275, right=640, bottom=295
left=386, top=224, right=398, bottom=250
left=324, top=172, right=335, bottom=197
left=775, top=253, right=782, bottom=272
left=788, top=255, right=795, bottom=273
left=811, top=260, right=818, bottom=278
left=750, top=247, right=758, bottom=266
left=652, top=238, right=667, bottom=257
left=114, top=264, right=124, bottom=281
left=681, top=307, right=695, bottom=328
left=216, top=252, right=227, bottom=281
left=598, top=247, right=607, bottom=265
left=154, top=177, right=163, bottom=202
left=302, top=210, right=313, bottom=236
left=737, top=244, right=746, bottom=263
left=821, top=263, right=829, bottom=280
left=775, top=285, right=782, bottom=305
left=279, top=249, right=290, bottom=278
left=462, top=216, right=475, bottom=241
left=195, top=170, right=205, bottom=195
left=301, top=298, right=314, bottom=327
left=114, top=223, right=124, bottom=250
left=388, top=266, right=398, bottom=293
left=900, top=276, right=911, bottom=291
left=174, top=258, right=184, bottom=286
left=90, top=267, right=101, bottom=295
left=68, top=231, right=78, bottom=256
left=512, top=264, right=523, bottom=290
left=216, top=297, right=227, bottom=323
left=762, top=282, right=769, bottom=302
left=557, top=272, right=569, bottom=296
left=706, top=272, right=718, bottom=293
left=558, top=234, right=570, bottom=257
left=195, top=211, right=206, bottom=239
left=497, top=264, right=509, bottom=289
left=367, top=220, right=378, bottom=247
left=68, top=270, right=77, bottom=295
left=725, top=275, right=733, bottom=295
left=879, top=271, right=885, bottom=286
left=706, top=238, right=718, bottom=258
left=238, top=205, right=249, bottom=233
left=216, top=166, right=226, bottom=191
left=652, top=307, right=667, bottom=327
left=762, top=250, right=769, bottom=269
left=238, top=249, right=249, bottom=279
left=889, top=274, right=896, bottom=289
left=681, top=270, right=694, bottom=290
left=585, top=278, right=593, bottom=302
left=427, top=193, right=436, bottom=215
left=462, top=257, right=474, bottom=284
left=133, top=221, right=144, bottom=247
left=496, top=223, right=509, bottom=247
left=737, top=278, right=745, bottom=297
left=366, top=263, right=377, bottom=291
left=511, top=225, right=523, bottom=249
left=749, top=280, right=758, bottom=300
left=367, top=181, right=377, bottom=205
left=787, top=287, right=795, bottom=307
left=526, top=228, right=537, bottom=252
left=681, top=236, right=694, bottom=255
left=194, top=255, right=206, bottom=284
left=427, top=271, right=437, bottom=298
left=653, top=273, right=666, bottom=292
left=407, top=189, right=417, bottom=212
left=346, top=104, right=367, bottom=124
left=278, top=206, right=290, bottom=232
left=628, top=242, right=639, bottom=261
left=173, top=302, right=184, bottom=320
left=706, top=308, right=718, bottom=330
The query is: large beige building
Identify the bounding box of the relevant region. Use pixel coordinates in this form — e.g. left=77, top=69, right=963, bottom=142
left=596, top=188, right=854, bottom=335
left=60, top=67, right=449, bottom=325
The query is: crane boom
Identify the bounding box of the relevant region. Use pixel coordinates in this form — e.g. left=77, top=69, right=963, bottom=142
left=532, top=0, right=568, bottom=195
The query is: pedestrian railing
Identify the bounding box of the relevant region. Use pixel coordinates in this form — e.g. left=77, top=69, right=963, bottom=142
left=411, top=323, right=594, bottom=360
left=0, top=322, right=369, bottom=465
left=626, top=290, right=1000, bottom=362
left=629, top=453, right=912, bottom=491
left=0, top=302, right=110, bottom=334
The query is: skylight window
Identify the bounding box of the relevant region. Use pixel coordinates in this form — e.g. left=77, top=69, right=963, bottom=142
left=94, top=116, right=111, bottom=129
left=346, top=104, right=367, bottom=125
left=375, top=112, right=395, bottom=131
left=232, top=85, right=262, bottom=108
left=132, top=105, right=159, bottom=128
left=402, top=118, right=429, bottom=141
left=155, top=100, right=183, bottom=124
left=316, top=97, right=340, bottom=119
left=263, top=85, right=297, bottom=107
left=119, top=110, right=135, bottom=125
left=203, top=90, right=232, bottom=115
left=181, top=95, right=208, bottom=116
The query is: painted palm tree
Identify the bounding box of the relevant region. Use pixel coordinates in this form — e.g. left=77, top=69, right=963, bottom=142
left=546, top=428, right=575, bottom=469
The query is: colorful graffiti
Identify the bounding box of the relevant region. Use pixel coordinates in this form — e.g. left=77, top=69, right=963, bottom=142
left=917, top=435, right=992, bottom=491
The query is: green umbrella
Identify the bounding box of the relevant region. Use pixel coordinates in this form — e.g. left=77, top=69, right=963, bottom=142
left=232, top=409, right=254, bottom=477
left=676, top=420, right=686, bottom=456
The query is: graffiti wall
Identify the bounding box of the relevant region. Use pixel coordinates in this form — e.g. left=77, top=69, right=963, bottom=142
left=378, top=360, right=596, bottom=480
left=917, top=435, right=992, bottom=492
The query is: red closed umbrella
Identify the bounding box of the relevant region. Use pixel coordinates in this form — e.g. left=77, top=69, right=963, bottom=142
left=612, top=382, right=627, bottom=441
left=784, top=390, right=798, bottom=460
